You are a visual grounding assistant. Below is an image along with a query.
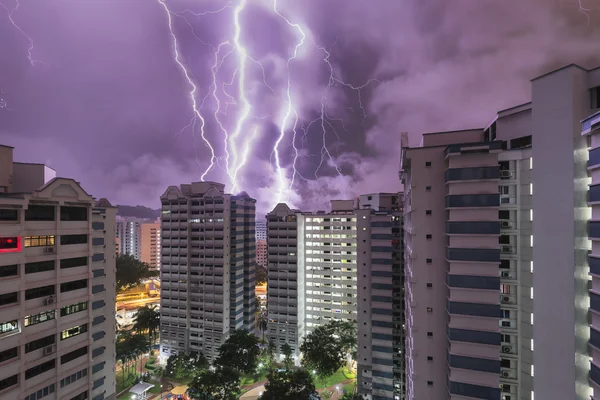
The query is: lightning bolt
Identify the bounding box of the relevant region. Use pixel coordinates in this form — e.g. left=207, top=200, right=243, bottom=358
left=0, top=0, right=37, bottom=65
left=157, top=0, right=217, bottom=181
left=271, top=0, right=305, bottom=204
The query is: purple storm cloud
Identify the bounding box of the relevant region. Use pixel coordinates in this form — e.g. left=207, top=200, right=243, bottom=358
left=0, top=0, right=599, bottom=215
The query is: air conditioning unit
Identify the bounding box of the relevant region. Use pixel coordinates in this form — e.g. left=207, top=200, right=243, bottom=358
left=43, top=247, right=55, bottom=254
left=44, top=296, right=55, bottom=305
left=501, top=220, right=512, bottom=228
left=501, top=296, right=511, bottom=304
left=502, top=345, right=512, bottom=353
left=502, top=371, right=510, bottom=378
left=43, top=345, right=55, bottom=356
left=501, top=271, right=511, bottom=278
left=501, top=170, right=513, bottom=178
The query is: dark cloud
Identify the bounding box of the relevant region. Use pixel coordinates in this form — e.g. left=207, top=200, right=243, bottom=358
left=1, top=0, right=599, bottom=215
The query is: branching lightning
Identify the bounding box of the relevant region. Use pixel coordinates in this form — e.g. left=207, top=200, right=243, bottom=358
left=0, top=0, right=37, bottom=65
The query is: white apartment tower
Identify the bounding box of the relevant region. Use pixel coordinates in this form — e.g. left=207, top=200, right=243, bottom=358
left=115, top=219, right=142, bottom=259
left=159, top=182, right=256, bottom=362
left=356, top=193, right=405, bottom=400
left=400, top=64, right=600, bottom=400
left=0, top=145, right=117, bottom=400
left=267, top=200, right=358, bottom=359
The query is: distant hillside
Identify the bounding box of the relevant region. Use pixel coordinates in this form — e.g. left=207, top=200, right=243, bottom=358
left=116, top=205, right=160, bottom=220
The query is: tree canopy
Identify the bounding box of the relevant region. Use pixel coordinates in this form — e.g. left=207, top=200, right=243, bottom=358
left=188, top=367, right=241, bottom=400
left=133, top=305, right=160, bottom=343
left=214, top=329, right=261, bottom=374
left=300, top=321, right=357, bottom=377
left=116, top=254, right=158, bottom=291
left=255, top=264, right=267, bottom=284
left=164, top=352, right=209, bottom=381
left=261, top=369, right=319, bottom=400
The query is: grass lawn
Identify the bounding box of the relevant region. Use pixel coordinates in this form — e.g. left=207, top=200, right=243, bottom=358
left=315, top=368, right=350, bottom=389
left=342, top=381, right=356, bottom=394
left=241, top=370, right=268, bottom=386
left=148, top=379, right=162, bottom=394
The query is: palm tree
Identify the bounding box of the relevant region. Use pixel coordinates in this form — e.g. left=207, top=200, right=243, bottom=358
left=133, top=305, right=160, bottom=344
left=257, top=314, right=268, bottom=343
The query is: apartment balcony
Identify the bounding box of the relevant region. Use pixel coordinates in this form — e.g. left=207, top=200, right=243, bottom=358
left=582, top=110, right=600, bottom=135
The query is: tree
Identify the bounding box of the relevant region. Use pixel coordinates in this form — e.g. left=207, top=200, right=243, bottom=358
left=214, top=329, right=261, bottom=374
left=268, top=339, right=277, bottom=362
left=255, top=264, right=267, bottom=285
left=261, top=369, right=319, bottom=400
left=300, top=321, right=357, bottom=377
left=187, top=367, right=241, bottom=400
left=116, top=254, right=158, bottom=291
left=164, top=352, right=209, bottom=380
left=133, top=305, right=160, bottom=343
left=281, top=343, right=294, bottom=369
left=257, top=314, right=268, bottom=343
left=340, top=393, right=361, bottom=400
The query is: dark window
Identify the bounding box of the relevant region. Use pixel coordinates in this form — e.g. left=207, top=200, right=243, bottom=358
left=426, top=234, right=432, bottom=239
left=445, top=194, right=499, bottom=208
left=425, top=186, right=431, bottom=192
left=510, top=135, right=532, bottom=149
left=91, top=300, right=105, bottom=310
left=447, top=275, right=500, bottom=290
left=61, top=346, right=88, bottom=364
left=427, top=332, right=433, bottom=337
left=0, top=264, right=18, bottom=278
left=448, top=328, right=501, bottom=346
left=0, top=346, right=18, bottom=363
left=427, top=283, right=433, bottom=288
left=60, top=235, right=88, bottom=246
left=25, top=334, right=55, bottom=353
left=60, top=368, right=88, bottom=388
left=425, top=161, right=431, bottom=167
left=427, top=356, right=433, bottom=361
left=25, top=359, right=56, bottom=379
left=447, top=301, right=501, bottom=318
left=0, top=374, right=18, bottom=391
left=25, top=260, right=55, bottom=274
left=25, top=285, right=55, bottom=300
left=61, top=279, right=87, bottom=293
left=24, top=205, right=55, bottom=221
left=448, top=354, right=500, bottom=373
left=426, top=258, right=432, bottom=264
left=92, top=346, right=105, bottom=358
left=24, top=383, right=55, bottom=400
left=500, top=259, right=511, bottom=269
left=426, top=210, right=432, bottom=215
left=0, top=209, right=18, bottom=221
left=449, top=381, right=501, bottom=399
left=427, top=381, right=433, bottom=386
left=24, top=310, right=55, bottom=326
left=61, top=302, right=88, bottom=317
left=92, top=284, right=105, bottom=294
left=445, top=166, right=499, bottom=182
left=92, top=316, right=105, bottom=326
left=70, top=391, right=89, bottom=400
left=499, top=210, right=510, bottom=220
left=60, top=257, right=87, bottom=269
left=447, top=248, right=500, bottom=262
left=60, top=207, right=88, bottom=221
left=446, top=221, right=500, bottom=235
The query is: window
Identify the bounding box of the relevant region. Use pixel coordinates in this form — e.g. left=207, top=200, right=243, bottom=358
left=427, top=356, right=433, bottom=361
left=0, top=346, right=17, bottom=363
left=60, top=257, right=87, bottom=269
left=60, top=206, right=88, bottom=221
left=25, top=260, right=55, bottom=274
left=425, top=161, right=432, bottom=167
left=427, top=381, right=433, bottom=386
left=60, top=234, right=88, bottom=246
left=426, top=210, right=432, bottom=215
left=24, top=205, right=55, bottom=221
left=61, top=324, right=88, bottom=341
left=426, top=234, right=432, bottom=239
left=24, top=310, right=55, bottom=327
left=427, top=283, right=433, bottom=288
left=60, top=368, right=87, bottom=388
left=426, top=186, right=431, bottom=192
left=61, top=302, right=88, bottom=317
left=427, top=307, right=433, bottom=312
left=61, top=279, right=87, bottom=293
left=0, top=319, right=18, bottom=334
left=25, top=334, right=55, bottom=353
left=24, top=235, right=55, bottom=247
left=92, top=284, right=105, bottom=294
left=0, top=374, right=18, bottom=391
left=24, top=383, right=55, bottom=400
left=0, top=264, right=18, bottom=278
left=25, top=359, right=56, bottom=379
left=426, top=258, right=432, bottom=264
left=427, top=332, right=433, bottom=337
left=70, top=391, right=88, bottom=400
left=0, top=209, right=18, bottom=221
left=25, top=285, right=55, bottom=300
left=61, top=346, right=88, bottom=364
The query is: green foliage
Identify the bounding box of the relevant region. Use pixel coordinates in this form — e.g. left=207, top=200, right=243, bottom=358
left=268, top=339, right=277, bottom=361
left=255, top=264, right=267, bottom=284
left=115, top=332, right=151, bottom=391
left=340, top=392, right=360, bottom=400
left=300, top=321, right=357, bottom=377
left=261, top=369, right=319, bottom=400
left=281, top=343, right=294, bottom=369
left=214, top=330, right=261, bottom=375
left=164, top=352, right=209, bottom=380
left=116, top=254, right=158, bottom=291
left=257, top=314, right=268, bottom=342
left=188, top=367, right=241, bottom=400
left=133, top=305, right=160, bottom=342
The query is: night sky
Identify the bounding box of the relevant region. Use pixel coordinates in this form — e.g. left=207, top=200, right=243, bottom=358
left=1, top=0, right=599, bottom=215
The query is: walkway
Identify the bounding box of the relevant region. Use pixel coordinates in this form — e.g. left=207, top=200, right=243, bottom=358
left=238, top=378, right=355, bottom=400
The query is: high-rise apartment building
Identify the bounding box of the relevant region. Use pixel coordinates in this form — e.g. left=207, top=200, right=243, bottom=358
left=256, top=219, right=267, bottom=241
left=159, top=182, right=256, bottom=362
left=115, top=218, right=141, bottom=259
left=256, top=239, right=267, bottom=267
left=356, top=193, right=405, bottom=400
left=267, top=200, right=357, bottom=360
left=0, top=144, right=117, bottom=400
left=400, top=64, right=600, bottom=400
left=140, top=222, right=161, bottom=270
